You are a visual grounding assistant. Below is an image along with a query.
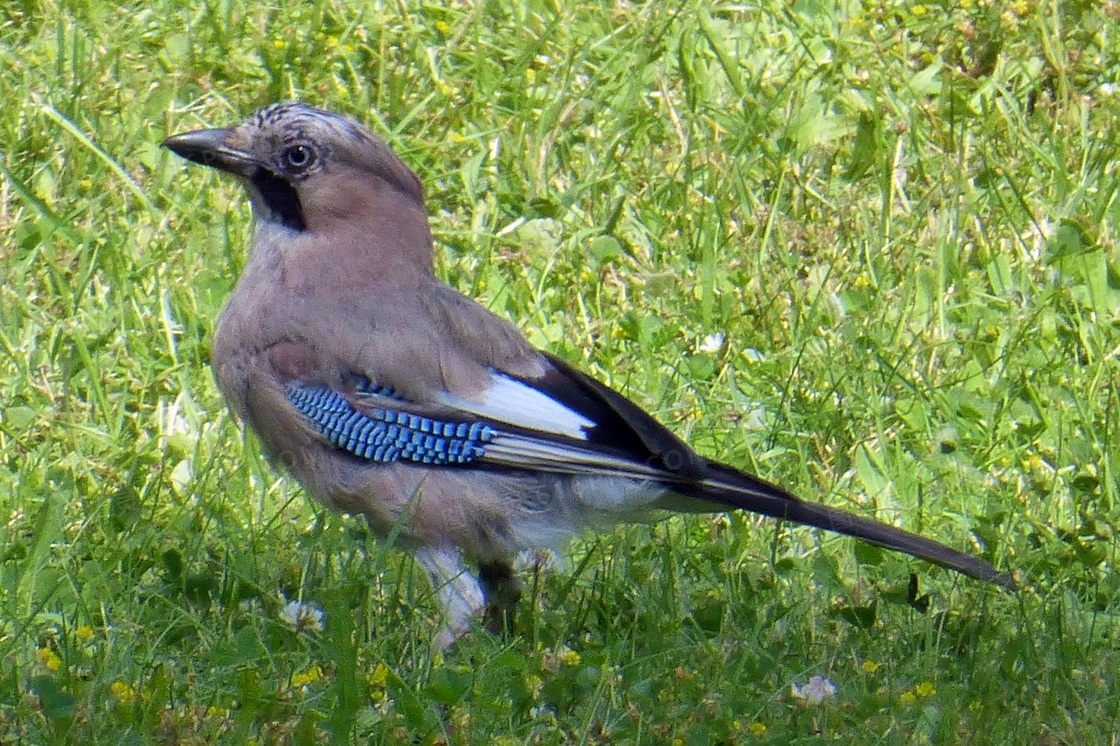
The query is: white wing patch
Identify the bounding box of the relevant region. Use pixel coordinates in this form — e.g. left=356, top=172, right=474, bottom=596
left=438, top=373, right=594, bottom=439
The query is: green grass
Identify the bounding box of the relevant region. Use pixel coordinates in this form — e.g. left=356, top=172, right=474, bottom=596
left=2, top=0, right=1119, bottom=742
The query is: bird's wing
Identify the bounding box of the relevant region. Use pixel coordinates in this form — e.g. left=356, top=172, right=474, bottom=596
left=279, top=350, right=1014, bottom=589
left=281, top=352, right=700, bottom=482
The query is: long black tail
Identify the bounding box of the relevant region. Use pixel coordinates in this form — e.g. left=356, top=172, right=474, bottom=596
left=672, top=462, right=1015, bottom=590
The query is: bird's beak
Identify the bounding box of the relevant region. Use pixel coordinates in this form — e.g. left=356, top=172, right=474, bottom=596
left=162, top=128, right=259, bottom=178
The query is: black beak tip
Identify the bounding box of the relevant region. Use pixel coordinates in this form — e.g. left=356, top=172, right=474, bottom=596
left=161, top=128, right=239, bottom=171
left=161, top=134, right=186, bottom=154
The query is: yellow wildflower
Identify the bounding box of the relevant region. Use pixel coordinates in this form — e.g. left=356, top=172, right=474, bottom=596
left=36, top=648, right=61, bottom=672
left=291, top=664, right=323, bottom=688
left=557, top=645, right=580, bottom=666
left=109, top=681, right=135, bottom=705
left=368, top=662, right=390, bottom=702
left=525, top=674, right=543, bottom=699
left=368, top=662, right=389, bottom=686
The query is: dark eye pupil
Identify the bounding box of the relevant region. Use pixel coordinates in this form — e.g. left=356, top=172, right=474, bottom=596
left=286, top=145, right=312, bottom=168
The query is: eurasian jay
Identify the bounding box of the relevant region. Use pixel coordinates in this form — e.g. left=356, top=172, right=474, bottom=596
left=162, top=103, right=1012, bottom=644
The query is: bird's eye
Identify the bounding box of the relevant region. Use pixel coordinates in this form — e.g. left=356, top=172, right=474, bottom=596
left=282, top=144, right=316, bottom=172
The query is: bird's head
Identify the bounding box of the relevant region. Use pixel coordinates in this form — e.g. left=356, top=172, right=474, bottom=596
left=163, top=103, right=425, bottom=234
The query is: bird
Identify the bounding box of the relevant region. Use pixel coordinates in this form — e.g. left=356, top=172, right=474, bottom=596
left=162, top=103, right=1013, bottom=645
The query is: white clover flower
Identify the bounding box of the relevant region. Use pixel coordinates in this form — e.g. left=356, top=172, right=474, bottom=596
left=238, top=598, right=262, bottom=614
left=279, top=597, right=324, bottom=633
left=698, top=332, right=724, bottom=353
left=514, top=547, right=561, bottom=574
left=790, top=675, right=837, bottom=706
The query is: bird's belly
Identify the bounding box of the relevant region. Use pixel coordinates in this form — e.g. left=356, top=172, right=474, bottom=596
left=504, top=474, right=671, bottom=549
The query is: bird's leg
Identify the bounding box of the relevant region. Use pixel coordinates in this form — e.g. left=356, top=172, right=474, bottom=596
left=478, top=559, right=520, bottom=636
left=413, top=546, right=485, bottom=649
